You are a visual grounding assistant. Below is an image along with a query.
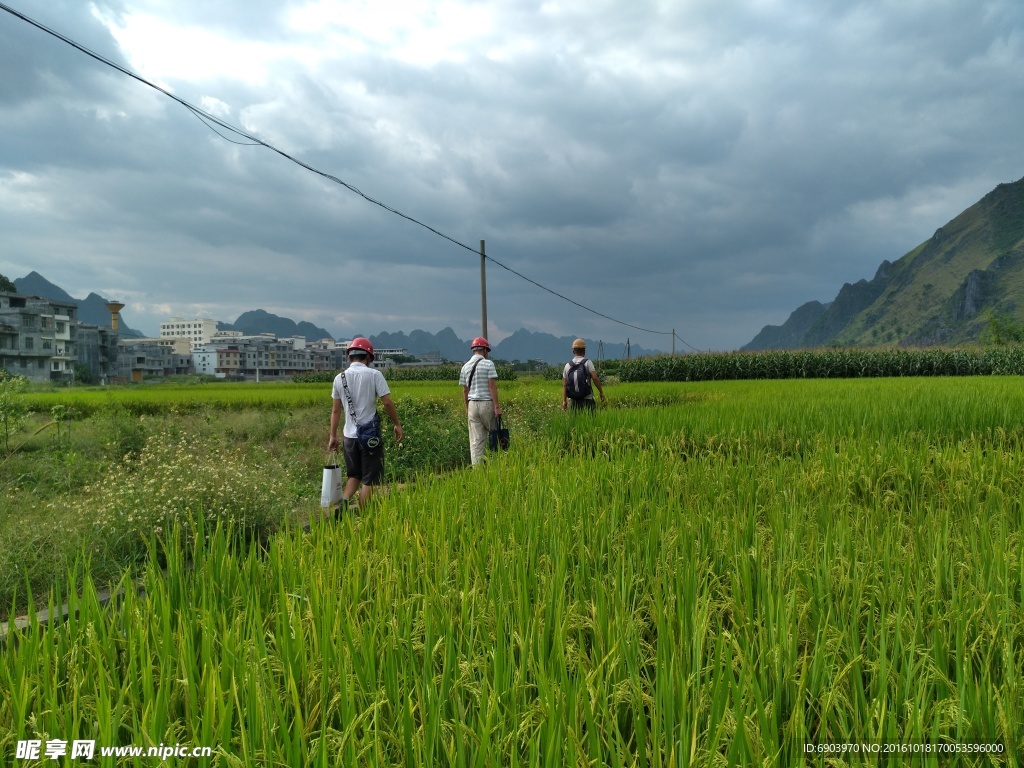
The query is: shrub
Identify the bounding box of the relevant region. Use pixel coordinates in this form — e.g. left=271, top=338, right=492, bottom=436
left=0, top=371, right=31, bottom=452
left=58, top=429, right=291, bottom=566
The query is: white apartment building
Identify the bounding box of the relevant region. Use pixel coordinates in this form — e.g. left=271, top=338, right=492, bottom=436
left=159, top=317, right=220, bottom=349
left=192, top=334, right=329, bottom=379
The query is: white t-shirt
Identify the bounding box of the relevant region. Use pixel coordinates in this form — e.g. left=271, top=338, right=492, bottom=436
left=563, top=356, right=596, bottom=400
left=332, top=362, right=390, bottom=438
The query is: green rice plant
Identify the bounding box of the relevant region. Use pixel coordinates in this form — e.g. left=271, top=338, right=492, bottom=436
left=23, top=381, right=332, bottom=416
left=0, top=382, right=565, bottom=618
left=6, top=419, right=1020, bottom=764
left=4, top=376, right=1024, bottom=766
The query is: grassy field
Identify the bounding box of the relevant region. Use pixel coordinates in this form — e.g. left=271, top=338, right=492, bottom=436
left=1, top=377, right=1022, bottom=765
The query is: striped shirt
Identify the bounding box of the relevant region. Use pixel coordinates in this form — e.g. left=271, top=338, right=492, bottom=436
left=459, top=354, right=497, bottom=400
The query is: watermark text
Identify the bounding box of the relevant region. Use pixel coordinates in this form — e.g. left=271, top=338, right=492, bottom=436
left=17, top=739, right=213, bottom=761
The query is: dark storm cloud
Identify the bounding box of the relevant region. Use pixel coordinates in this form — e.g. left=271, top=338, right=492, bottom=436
left=0, top=0, right=128, bottom=102
left=1, top=0, right=1023, bottom=348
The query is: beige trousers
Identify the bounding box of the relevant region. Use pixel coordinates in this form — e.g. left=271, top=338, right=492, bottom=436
left=467, top=400, right=496, bottom=465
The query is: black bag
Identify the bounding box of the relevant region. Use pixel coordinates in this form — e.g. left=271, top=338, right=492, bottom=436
left=565, top=358, right=593, bottom=400
left=356, top=413, right=383, bottom=454
left=488, top=415, right=510, bottom=451
left=341, top=370, right=383, bottom=454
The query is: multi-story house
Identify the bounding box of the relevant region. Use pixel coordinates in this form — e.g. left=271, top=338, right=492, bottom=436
left=0, top=292, right=82, bottom=383
left=306, top=338, right=349, bottom=371
left=114, top=338, right=193, bottom=382
left=75, top=324, right=119, bottom=383
left=194, top=334, right=323, bottom=379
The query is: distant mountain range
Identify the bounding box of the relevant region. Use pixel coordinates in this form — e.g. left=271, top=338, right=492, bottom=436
left=7, top=272, right=660, bottom=364
left=370, top=327, right=659, bottom=365
left=744, top=174, right=1024, bottom=349
left=203, top=310, right=658, bottom=364
left=13, top=271, right=145, bottom=338
left=220, top=309, right=335, bottom=342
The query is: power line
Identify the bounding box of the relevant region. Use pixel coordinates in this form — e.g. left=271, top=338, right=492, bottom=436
left=674, top=330, right=701, bottom=353
left=1, top=1, right=691, bottom=342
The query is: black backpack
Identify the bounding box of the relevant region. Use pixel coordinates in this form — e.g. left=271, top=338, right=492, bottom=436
left=565, top=359, right=593, bottom=400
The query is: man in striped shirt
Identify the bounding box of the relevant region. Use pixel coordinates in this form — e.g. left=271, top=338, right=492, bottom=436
left=459, top=336, right=502, bottom=465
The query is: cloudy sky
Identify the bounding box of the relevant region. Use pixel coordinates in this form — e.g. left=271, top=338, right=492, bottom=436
left=2, top=0, right=1022, bottom=351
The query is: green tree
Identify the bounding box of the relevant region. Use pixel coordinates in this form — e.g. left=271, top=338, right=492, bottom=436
left=986, top=313, right=1024, bottom=345
left=74, top=363, right=97, bottom=385
left=0, top=371, right=31, bottom=452
left=49, top=404, right=78, bottom=447
left=0, top=273, right=15, bottom=293
left=381, top=354, right=418, bottom=364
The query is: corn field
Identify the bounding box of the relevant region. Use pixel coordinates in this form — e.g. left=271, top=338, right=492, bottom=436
left=2, top=377, right=1022, bottom=766
left=620, top=346, right=1024, bottom=382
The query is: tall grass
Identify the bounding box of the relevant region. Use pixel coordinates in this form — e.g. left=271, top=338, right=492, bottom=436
left=0, top=383, right=562, bottom=619
left=2, top=377, right=1022, bottom=765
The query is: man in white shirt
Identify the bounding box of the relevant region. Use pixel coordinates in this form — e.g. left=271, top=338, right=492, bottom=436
left=328, top=337, right=403, bottom=511
left=458, top=336, right=502, bottom=465
left=562, top=338, right=607, bottom=412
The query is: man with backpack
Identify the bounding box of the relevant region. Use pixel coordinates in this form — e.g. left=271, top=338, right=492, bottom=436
left=562, top=338, right=607, bottom=412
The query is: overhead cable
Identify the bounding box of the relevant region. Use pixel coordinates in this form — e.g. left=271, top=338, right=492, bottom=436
left=1, top=1, right=686, bottom=340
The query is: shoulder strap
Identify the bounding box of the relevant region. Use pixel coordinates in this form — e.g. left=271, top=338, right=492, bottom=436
left=467, top=357, right=483, bottom=389
left=340, top=370, right=357, bottom=423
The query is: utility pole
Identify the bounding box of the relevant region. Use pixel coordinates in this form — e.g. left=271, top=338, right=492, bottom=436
left=480, top=240, right=488, bottom=339
left=672, top=329, right=675, bottom=356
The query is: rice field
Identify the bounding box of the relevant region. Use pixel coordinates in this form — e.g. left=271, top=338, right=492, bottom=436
left=2, top=377, right=1023, bottom=766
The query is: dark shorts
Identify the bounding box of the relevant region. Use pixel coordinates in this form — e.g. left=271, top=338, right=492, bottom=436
left=343, top=437, right=384, bottom=485
left=569, top=398, right=597, bottom=412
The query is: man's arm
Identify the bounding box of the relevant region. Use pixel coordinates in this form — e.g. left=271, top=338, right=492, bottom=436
left=590, top=368, right=607, bottom=402
left=328, top=399, right=343, bottom=451
left=379, top=394, right=404, bottom=442
left=487, top=377, right=502, bottom=416
left=562, top=371, right=569, bottom=410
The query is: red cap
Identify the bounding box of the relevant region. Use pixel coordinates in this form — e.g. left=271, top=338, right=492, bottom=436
left=471, top=336, right=490, bottom=351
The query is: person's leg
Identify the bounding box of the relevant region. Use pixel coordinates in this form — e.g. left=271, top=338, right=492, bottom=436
left=569, top=398, right=596, bottom=414
left=480, top=405, right=497, bottom=436
left=468, top=401, right=488, bottom=465
left=356, top=446, right=385, bottom=509
left=341, top=437, right=362, bottom=509
left=356, top=484, right=374, bottom=508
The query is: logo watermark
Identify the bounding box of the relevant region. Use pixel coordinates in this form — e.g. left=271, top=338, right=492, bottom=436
left=16, top=740, right=214, bottom=761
